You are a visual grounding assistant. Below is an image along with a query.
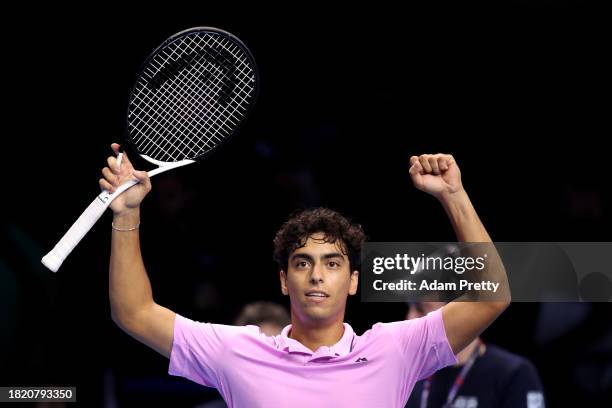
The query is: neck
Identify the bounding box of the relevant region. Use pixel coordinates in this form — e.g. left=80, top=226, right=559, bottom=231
left=456, top=338, right=484, bottom=365
left=288, top=316, right=345, bottom=353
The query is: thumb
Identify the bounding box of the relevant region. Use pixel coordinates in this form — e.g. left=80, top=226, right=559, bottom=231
left=132, top=170, right=151, bottom=189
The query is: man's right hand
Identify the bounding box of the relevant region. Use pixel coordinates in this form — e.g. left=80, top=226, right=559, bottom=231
left=99, top=143, right=152, bottom=215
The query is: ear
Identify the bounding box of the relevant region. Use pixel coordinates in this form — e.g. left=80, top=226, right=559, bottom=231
left=348, top=270, right=359, bottom=296
left=279, top=270, right=289, bottom=295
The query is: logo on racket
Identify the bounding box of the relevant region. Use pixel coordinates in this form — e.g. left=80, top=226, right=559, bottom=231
left=147, top=47, right=237, bottom=106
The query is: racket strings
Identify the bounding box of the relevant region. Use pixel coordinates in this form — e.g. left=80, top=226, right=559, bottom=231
left=128, top=31, right=256, bottom=162
left=136, top=38, right=245, bottom=157
left=133, top=34, right=250, bottom=160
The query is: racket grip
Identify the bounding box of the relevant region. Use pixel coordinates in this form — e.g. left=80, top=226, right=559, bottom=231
left=42, top=179, right=139, bottom=272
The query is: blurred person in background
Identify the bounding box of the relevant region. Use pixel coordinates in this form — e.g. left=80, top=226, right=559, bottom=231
left=405, top=302, right=545, bottom=408
left=233, top=301, right=291, bottom=336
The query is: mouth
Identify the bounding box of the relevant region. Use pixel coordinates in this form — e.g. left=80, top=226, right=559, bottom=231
left=305, top=290, right=330, bottom=303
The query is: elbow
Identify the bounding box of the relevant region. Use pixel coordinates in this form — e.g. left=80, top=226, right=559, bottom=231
left=111, top=308, right=136, bottom=332
left=110, top=309, right=121, bottom=325
left=502, top=288, right=512, bottom=308
left=497, top=282, right=511, bottom=309
left=110, top=302, right=153, bottom=333
left=111, top=310, right=140, bottom=336
left=492, top=298, right=511, bottom=314
left=111, top=309, right=127, bottom=329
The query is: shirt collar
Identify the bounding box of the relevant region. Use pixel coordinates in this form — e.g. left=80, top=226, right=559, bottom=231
left=277, top=322, right=355, bottom=358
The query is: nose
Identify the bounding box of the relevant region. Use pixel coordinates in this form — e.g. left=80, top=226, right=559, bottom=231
left=309, top=263, right=324, bottom=284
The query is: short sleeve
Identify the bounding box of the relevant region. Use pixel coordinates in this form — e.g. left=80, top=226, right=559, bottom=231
left=382, top=308, right=457, bottom=380
left=168, top=314, right=253, bottom=388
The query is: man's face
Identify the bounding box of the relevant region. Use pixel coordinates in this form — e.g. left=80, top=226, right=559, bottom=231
left=280, top=233, right=359, bottom=326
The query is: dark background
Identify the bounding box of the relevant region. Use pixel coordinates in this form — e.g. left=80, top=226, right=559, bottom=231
left=2, top=2, right=610, bottom=407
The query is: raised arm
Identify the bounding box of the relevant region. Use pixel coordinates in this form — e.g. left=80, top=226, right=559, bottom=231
left=409, top=154, right=510, bottom=354
left=101, top=143, right=176, bottom=358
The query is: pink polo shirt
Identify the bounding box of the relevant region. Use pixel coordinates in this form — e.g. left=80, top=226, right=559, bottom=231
left=169, top=308, right=457, bottom=407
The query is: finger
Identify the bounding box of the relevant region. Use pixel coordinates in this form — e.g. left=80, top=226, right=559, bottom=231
left=429, top=156, right=440, bottom=175
left=409, top=156, right=419, bottom=166
left=102, top=167, right=119, bottom=185
left=132, top=170, right=152, bottom=192
left=111, top=143, right=132, bottom=163
left=121, top=150, right=131, bottom=162
left=445, top=154, right=455, bottom=165
left=107, top=156, right=119, bottom=174
left=438, top=157, right=448, bottom=171
left=419, top=155, right=432, bottom=173
left=409, top=161, right=424, bottom=189
left=409, top=159, right=424, bottom=175
left=99, top=178, right=115, bottom=193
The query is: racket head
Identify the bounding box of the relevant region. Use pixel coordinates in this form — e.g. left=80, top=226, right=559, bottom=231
left=125, top=27, right=259, bottom=164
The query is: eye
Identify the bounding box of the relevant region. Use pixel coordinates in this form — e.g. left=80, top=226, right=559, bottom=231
left=328, top=261, right=340, bottom=268
left=295, top=261, right=310, bottom=269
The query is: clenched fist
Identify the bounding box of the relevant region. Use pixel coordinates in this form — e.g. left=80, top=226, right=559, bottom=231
left=409, top=154, right=463, bottom=199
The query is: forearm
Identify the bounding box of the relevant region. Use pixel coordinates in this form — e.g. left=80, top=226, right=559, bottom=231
left=439, top=190, right=491, bottom=243
left=439, top=190, right=510, bottom=353
left=440, top=189, right=510, bottom=304
left=109, top=208, right=154, bottom=322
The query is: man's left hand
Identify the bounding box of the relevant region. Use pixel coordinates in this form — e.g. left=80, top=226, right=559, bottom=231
left=409, top=153, right=463, bottom=200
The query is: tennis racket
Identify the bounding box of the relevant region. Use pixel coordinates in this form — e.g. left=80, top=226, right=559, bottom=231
left=42, top=27, right=259, bottom=272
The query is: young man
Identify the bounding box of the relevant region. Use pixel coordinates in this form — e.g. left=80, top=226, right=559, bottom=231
left=101, top=144, right=510, bottom=407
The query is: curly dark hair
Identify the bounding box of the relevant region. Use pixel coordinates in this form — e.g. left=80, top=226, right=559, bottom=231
left=273, top=207, right=366, bottom=272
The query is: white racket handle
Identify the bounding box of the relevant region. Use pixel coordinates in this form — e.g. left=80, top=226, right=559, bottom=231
left=41, top=158, right=194, bottom=272
left=41, top=179, right=139, bottom=272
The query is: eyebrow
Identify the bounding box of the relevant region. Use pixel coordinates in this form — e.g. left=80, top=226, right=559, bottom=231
left=289, top=252, right=346, bottom=263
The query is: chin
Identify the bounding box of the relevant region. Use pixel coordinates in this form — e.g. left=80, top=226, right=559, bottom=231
left=302, top=308, right=336, bottom=323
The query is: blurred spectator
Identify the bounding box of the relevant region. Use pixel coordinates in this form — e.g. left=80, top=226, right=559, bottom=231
left=405, top=302, right=545, bottom=408
left=234, top=301, right=291, bottom=336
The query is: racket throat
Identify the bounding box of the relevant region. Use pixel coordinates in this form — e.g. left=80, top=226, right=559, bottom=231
left=143, top=156, right=196, bottom=177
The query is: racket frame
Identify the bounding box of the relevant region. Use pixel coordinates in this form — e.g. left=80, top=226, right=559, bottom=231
left=41, top=27, right=259, bottom=272
left=124, top=26, right=260, bottom=164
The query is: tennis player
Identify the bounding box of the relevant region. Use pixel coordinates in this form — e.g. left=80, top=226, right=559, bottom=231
left=102, top=147, right=510, bottom=407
